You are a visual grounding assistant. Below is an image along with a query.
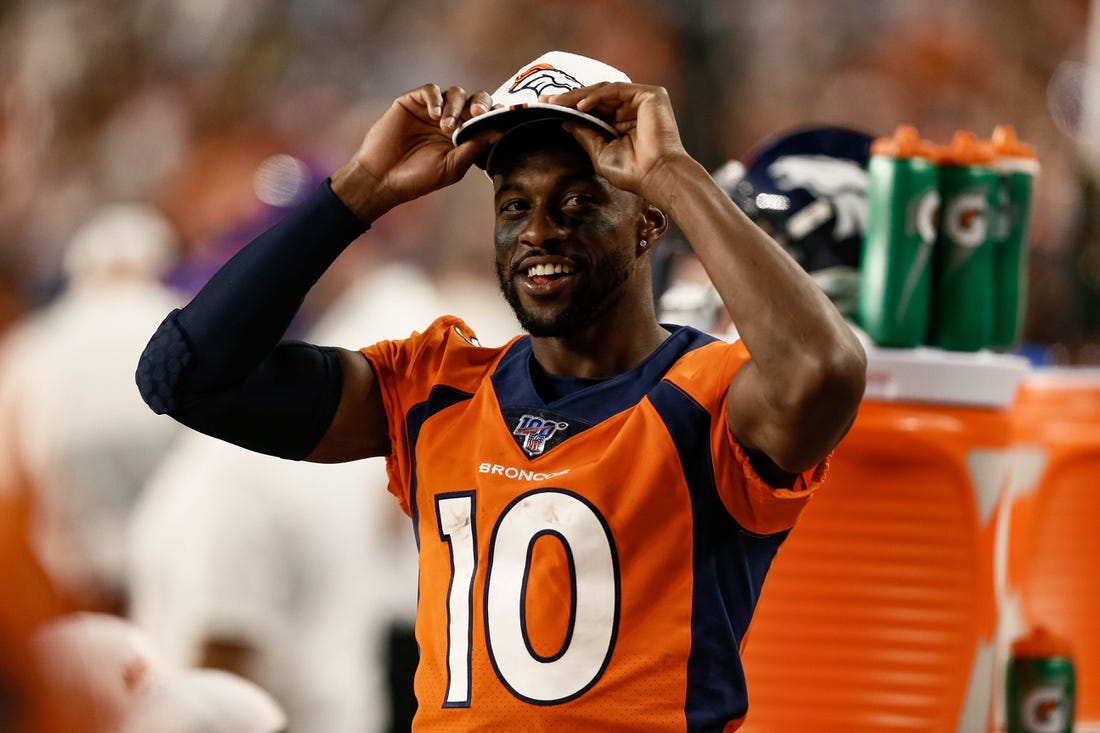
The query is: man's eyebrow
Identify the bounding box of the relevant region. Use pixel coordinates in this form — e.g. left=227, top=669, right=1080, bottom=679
left=494, top=182, right=523, bottom=198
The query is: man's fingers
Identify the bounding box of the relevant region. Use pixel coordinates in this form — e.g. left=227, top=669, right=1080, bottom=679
left=450, top=130, right=504, bottom=172
left=467, top=91, right=494, bottom=118
left=440, top=86, right=469, bottom=133
left=541, top=82, right=634, bottom=112
left=439, top=87, right=493, bottom=133
left=413, top=83, right=444, bottom=120
left=540, top=81, right=611, bottom=107
left=560, top=121, right=608, bottom=162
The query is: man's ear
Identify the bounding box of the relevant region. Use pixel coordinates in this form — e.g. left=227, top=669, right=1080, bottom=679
left=640, top=204, right=668, bottom=244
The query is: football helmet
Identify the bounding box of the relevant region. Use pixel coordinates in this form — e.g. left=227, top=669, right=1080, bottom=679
left=654, top=125, right=874, bottom=329
left=729, top=126, right=874, bottom=316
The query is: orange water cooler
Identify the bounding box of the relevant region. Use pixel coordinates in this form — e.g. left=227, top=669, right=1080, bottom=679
left=740, top=345, right=1030, bottom=733
left=999, top=368, right=1100, bottom=732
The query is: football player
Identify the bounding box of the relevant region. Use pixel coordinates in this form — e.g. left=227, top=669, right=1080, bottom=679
left=136, top=51, right=865, bottom=731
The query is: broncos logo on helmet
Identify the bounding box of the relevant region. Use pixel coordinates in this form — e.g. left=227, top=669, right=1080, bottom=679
left=654, top=127, right=873, bottom=327
left=509, top=64, right=584, bottom=99
left=727, top=126, right=874, bottom=317
left=766, top=154, right=870, bottom=244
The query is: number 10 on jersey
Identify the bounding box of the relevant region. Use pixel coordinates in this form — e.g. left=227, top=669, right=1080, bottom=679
left=435, top=488, right=621, bottom=706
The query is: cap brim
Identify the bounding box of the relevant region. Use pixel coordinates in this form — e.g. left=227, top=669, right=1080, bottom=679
left=453, top=103, right=617, bottom=170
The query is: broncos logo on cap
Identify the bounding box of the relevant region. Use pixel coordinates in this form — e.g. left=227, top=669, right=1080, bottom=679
left=509, top=63, right=584, bottom=99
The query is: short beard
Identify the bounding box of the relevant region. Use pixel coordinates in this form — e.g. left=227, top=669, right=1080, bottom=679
left=496, top=252, right=633, bottom=338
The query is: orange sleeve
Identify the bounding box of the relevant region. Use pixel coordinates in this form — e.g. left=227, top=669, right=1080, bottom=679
left=360, top=316, right=506, bottom=515
left=360, top=316, right=475, bottom=514
left=682, top=338, right=830, bottom=535
left=716, top=427, right=829, bottom=535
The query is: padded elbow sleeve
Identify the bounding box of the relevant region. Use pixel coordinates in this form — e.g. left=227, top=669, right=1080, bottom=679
left=136, top=316, right=345, bottom=460
left=170, top=342, right=345, bottom=460
left=136, top=309, right=192, bottom=415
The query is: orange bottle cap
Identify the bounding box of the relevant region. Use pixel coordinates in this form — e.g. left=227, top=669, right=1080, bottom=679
left=871, top=125, right=937, bottom=160
left=938, top=129, right=996, bottom=166
left=990, top=124, right=1038, bottom=159
left=1012, top=626, right=1073, bottom=659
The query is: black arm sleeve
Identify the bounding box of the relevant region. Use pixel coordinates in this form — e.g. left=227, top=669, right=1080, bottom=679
left=135, top=180, right=369, bottom=460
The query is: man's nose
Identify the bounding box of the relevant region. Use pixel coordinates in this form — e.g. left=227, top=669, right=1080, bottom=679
left=520, top=204, right=567, bottom=248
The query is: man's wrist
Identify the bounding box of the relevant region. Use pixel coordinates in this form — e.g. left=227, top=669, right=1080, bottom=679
left=638, top=152, right=706, bottom=216
left=330, top=159, right=396, bottom=224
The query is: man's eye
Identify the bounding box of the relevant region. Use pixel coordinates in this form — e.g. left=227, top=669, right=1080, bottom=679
left=563, top=194, right=594, bottom=207
left=498, top=199, right=527, bottom=213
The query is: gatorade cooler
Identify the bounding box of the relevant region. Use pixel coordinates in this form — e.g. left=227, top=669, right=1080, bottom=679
left=740, top=342, right=1029, bottom=733
left=1002, top=368, right=1100, bottom=731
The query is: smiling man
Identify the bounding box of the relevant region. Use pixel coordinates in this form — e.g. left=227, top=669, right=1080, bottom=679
left=136, top=51, right=865, bottom=732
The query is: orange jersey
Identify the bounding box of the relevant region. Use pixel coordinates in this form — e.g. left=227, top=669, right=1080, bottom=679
left=362, top=316, right=826, bottom=732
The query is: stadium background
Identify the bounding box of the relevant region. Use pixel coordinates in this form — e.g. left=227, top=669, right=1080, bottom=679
left=1, top=0, right=1098, bottom=357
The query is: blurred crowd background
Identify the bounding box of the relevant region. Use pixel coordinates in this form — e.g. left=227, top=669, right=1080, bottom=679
left=1, top=0, right=1099, bottom=731
left=2, top=0, right=1099, bottom=354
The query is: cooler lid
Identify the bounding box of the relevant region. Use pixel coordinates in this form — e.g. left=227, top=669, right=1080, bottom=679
left=861, top=340, right=1031, bottom=407
left=1020, top=365, right=1100, bottom=390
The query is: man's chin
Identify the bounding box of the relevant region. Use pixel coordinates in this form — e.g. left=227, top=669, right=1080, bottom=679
left=501, top=283, right=595, bottom=338
left=516, top=314, right=564, bottom=338
left=515, top=307, right=596, bottom=338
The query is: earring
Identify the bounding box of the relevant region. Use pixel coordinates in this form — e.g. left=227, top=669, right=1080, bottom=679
left=640, top=239, right=648, bottom=248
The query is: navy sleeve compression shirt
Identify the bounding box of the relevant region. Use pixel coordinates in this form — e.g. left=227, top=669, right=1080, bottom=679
left=135, top=181, right=369, bottom=460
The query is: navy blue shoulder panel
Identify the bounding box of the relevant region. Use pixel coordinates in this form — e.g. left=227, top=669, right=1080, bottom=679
left=648, top=380, right=789, bottom=733
left=405, top=384, right=474, bottom=548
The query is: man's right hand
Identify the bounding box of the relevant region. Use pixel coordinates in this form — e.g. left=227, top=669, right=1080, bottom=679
left=331, top=84, right=500, bottom=223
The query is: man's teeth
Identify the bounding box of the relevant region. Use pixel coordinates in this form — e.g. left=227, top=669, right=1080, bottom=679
left=526, top=263, right=574, bottom=277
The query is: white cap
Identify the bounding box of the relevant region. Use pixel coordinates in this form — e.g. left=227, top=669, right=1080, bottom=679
left=452, top=51, right=631, bottom=167
left=121, top=668, right=287, bottom=733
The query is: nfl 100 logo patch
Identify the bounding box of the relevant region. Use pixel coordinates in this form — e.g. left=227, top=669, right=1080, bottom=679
left=513, top=414, right=569, bottom=457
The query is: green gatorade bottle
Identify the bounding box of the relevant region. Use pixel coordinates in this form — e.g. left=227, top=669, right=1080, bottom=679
left=928, top=130, right=997, bottom=351
left=1006, top=627, right=1075, bottom=733
left=857, top=125, right=940, bottom=347
left=988, top=125, right=1039, bottom=350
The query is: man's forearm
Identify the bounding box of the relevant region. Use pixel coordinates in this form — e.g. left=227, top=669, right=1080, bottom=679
left=171, top=181, right=367, bottom=390
left=645, top=153, right=865, bottom=471
left=645, top=153, right=856, bottom=368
